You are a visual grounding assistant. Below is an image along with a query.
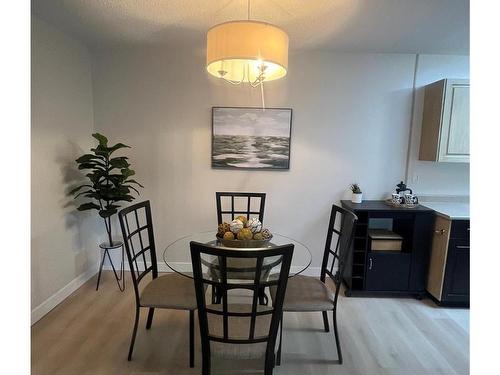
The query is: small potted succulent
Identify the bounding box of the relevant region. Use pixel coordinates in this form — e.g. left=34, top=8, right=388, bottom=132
left=350, top=183, right=363, bottom=203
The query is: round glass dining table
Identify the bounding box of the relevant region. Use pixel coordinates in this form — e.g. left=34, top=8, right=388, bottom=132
left=163, top=231, right=311, bottom=280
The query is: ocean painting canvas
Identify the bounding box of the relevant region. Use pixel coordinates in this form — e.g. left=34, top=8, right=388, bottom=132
left=212, top=107, right=292, bottom=170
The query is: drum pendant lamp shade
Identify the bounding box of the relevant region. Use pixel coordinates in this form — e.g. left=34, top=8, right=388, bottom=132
left=206, top=21, right=289, bottom=84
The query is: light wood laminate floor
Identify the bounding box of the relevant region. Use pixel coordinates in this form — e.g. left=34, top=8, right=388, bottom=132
left=32, top=272, right=469, bottom=375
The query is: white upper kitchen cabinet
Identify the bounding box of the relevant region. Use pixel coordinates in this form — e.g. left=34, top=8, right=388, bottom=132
left=419, top=79, right=470, bottom=163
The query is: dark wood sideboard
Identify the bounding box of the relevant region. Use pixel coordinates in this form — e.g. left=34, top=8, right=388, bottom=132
left=340, top=200, right=434, bottom=298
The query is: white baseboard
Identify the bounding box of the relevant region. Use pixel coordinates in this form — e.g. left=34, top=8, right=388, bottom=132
left=31, top=265, right=98, bottom=325
left=102, top=260, right=173, bottom=273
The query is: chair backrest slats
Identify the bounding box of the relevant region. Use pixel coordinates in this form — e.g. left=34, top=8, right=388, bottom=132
left=135, top=266, right=154, bottom=283
left=118, top=201, right=158, bottom=305
left=216, top=192, right=266, bottom=224
left=249, top=257, right=264, bottom=340
left=221, top=256, right=229, bottom=340
left=190, top=242, right=293, bottom=356
left=130, top=247, right=151, bottom=262
left=247, top=196, right=251, bottom=218
left=320, top=204, right=357, bottom=306
left=134, top=209, right=148, bottom=268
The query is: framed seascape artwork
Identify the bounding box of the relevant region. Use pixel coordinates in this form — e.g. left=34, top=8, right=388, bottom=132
left=211, top=107, right=292, bottom=170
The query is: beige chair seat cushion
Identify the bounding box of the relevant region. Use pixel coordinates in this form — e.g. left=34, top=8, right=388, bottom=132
left=140, top=273, right=198, bottom=310
left=270, top=275, right=335, bottom=312
left=206, top=304, right=273, bottom=359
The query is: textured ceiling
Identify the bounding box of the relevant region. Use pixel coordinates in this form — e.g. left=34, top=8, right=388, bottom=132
left=32, top=0, right=469, bottom=54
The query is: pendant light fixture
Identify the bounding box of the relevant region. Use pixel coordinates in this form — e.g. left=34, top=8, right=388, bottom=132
left=206, top=0, right=289, bottom=88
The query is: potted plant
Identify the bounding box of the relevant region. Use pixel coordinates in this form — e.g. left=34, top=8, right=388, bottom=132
left=70, top=133, right=144, bottom=245
left=350, top=183, right=363, bottom=203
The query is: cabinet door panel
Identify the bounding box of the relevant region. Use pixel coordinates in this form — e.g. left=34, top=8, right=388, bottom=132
left=439, top=80, right=470, bottom=162
left=426, top=216, right=451, bottom=300
left=442, top=239, right=470, bottom=303
left=447, top=86, right=470, bottom=154
left=365, top=253, right=411, bottom=291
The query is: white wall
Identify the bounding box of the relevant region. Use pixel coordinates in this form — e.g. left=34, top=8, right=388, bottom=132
left=31, top=17, right=99, bottom=321
left=92, top=47, right=417, bottom=269
left=30, top=18, right=469, bottom=321
left=30, top=8, right=470, bottom=323
left=30, top=21, right=470, bottom=309
left=407, top=54, right=470, bottom=195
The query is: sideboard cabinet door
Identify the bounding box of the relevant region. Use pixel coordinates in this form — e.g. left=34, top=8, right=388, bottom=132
left=365, top=253, right=411, bottom=291
left=442, top=239, right=470, bottom=302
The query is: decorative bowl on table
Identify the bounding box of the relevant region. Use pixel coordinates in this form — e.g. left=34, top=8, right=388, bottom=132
left=216, top=216, right=273, bottom=248
left=218, top=236, right=273, bottom=248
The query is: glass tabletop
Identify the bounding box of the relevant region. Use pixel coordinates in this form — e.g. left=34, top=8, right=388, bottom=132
left=163, top=231, right=311, bottom=280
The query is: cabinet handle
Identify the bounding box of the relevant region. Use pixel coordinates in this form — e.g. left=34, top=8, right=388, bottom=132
left=456, top=245, right=470, bottom=249
left=434, top=229, right=447, bottom=235
left=369, top=257, right=373, bottom=270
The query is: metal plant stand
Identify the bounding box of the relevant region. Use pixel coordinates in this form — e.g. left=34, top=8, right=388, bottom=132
left=96, top=240, right=125, bottom=292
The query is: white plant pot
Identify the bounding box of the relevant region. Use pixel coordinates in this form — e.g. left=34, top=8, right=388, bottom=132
left=351, top=192, right=363, bottom=203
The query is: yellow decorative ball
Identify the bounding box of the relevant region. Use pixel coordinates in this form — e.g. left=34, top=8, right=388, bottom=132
left=237, top=227, right=253, bottom=240
left=253, top=232, right=263, bottom=240
left=235, top=215, right=248, bottom=226
left=223, top=231, right=234, bottom=240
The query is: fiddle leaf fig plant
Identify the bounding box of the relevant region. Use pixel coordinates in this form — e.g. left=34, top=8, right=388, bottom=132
left=70, top=133, right=144, bottom=244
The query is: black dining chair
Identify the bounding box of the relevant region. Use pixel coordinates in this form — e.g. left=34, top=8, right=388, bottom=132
left=216, top=192, right=266, bottom=224
left=190, top=241, right=294, bottom=375
left=213, top=192, right=268, bottom=305
left=118, top=201, right=198, bottom=366
left=271, top=204, right=357, bottom=365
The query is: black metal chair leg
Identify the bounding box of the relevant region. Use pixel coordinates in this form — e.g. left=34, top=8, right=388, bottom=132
left=264, top=351, right=274, bottom=375
left=332, top=310, right=343, bottom=364
left=146, top=308, right=155, bottom=330
left=95, top=249, right=107, bottom=291
left=276, top=315, right=283, bottom=365
left=322, top=311, right=330, bottom=332
left=189, top=310, right=195, bottom=368
left=202, top=345, right=211, bottom=375
left=128, top=307, right=140, bottom=361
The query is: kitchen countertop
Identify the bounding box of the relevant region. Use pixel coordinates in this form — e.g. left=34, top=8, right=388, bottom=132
left=421, top=202, right=469, bottom=220
left=341, top=200, right=433, bottom=212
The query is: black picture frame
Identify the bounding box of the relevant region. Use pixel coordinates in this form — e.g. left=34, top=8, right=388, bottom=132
left=211, top=106, right=293, bottom=170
